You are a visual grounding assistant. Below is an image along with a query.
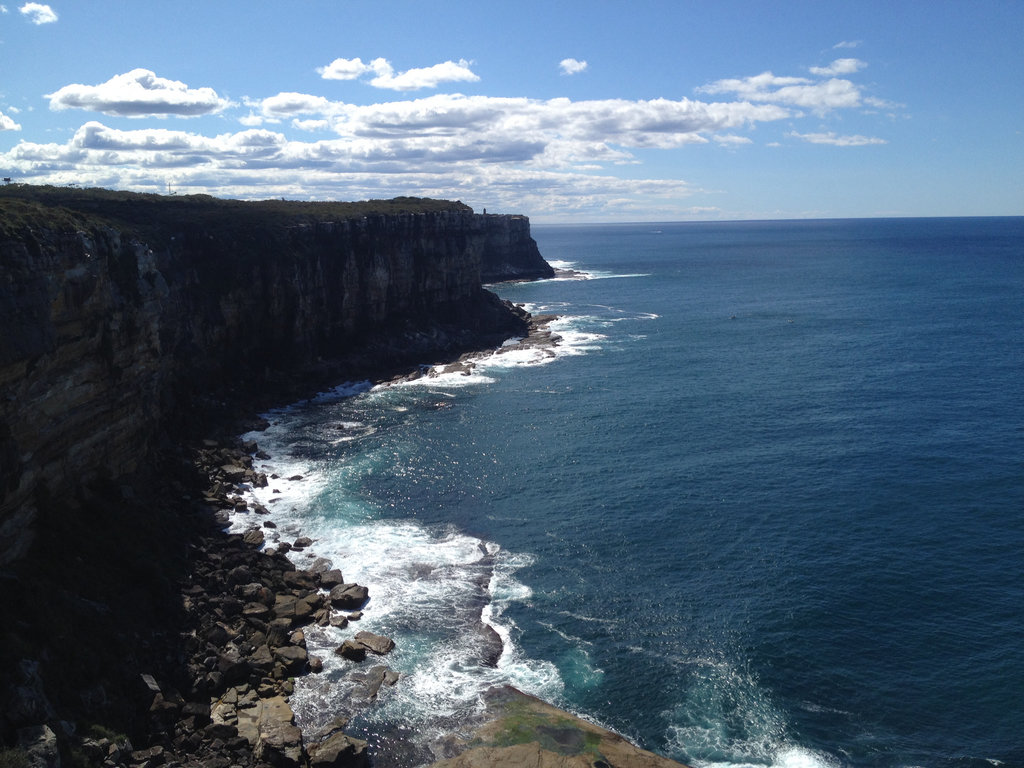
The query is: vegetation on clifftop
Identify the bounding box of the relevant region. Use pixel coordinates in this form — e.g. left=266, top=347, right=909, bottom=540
left=0, top=184, right=473, bottom=243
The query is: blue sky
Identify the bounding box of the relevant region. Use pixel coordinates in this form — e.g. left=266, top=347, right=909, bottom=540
left=1, top=1, right=1021, bottom=222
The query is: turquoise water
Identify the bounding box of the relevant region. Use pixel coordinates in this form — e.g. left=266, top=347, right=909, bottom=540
left=236, top=218, right=1024, bottom=768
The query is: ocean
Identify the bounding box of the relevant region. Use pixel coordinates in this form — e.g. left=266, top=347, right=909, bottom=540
left=232, top=217, right=1024, bottom=768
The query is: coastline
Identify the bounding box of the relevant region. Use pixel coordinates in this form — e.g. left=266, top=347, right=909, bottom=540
left=206, top=312, right=691, bottom=768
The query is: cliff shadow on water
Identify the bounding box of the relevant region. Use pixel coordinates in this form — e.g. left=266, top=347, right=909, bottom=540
left=0, top=185, right=553, bottom=762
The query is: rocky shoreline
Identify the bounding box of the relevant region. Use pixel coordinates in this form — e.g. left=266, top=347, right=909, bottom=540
left=2, top=308, right=692, bottom=768
left=1, top=312, right=557, bottom=768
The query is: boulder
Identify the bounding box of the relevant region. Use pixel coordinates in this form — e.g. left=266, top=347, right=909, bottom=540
left=282, top=570, right=318, bottom=591
left=307, top=730, right=368, bottom=768
left=319, top=569, right=346, bottom=589
left=242, top=528, right=265, bottom=547
left=255, top=696, right=304, bottom=767
left=354, top=631, right=394, bottom=655
left=249, top=644, right=274, bottom=670
left=328, top=583, right=368, bottom=610
left=335, top=640, right=366, bottom=662
left=273, top=645, right=308, bottom=674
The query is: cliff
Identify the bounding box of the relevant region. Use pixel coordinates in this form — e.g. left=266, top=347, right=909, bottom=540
left=0, top=188, right=548, bottom=568
left=479, top=214, right=554, bottom=282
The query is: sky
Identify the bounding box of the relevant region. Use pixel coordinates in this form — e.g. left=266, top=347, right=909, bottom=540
left=1, top=1, right=1022, bottom=222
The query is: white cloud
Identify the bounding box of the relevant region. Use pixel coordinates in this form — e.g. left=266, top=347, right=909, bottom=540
left=19, top=2, right=56, bottom=24
left=47, top=69, right=232, bottom=117
left=250, top=92, right=790, bottom=150
left=317, top=57, right=479, bottom=91
left=713, top=134, right=752, bottom=145
left=559, top=58, right=588, bottom=76
left=317, top=57, right=378, bottom=81
left=0, top=52, right=899, bottom=220
left=698, top=62, right=877, bottom=115
left=790, top=131, right=886, bottom=146
left=0, top=120, right=704, bottom=219
left=370, top=59, right=479, bottom=91
left=833, top=40, right=862, bottom=49
left=0, top=110, right=22, bottom=131
left=810, top=58, right=866, bottom=76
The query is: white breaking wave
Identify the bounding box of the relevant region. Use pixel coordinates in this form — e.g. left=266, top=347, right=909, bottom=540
left=547, top=258, right=651, bottom=281
left=228, top=385, right=566, bottom=741
left=662, top=656, right=841, bottom=768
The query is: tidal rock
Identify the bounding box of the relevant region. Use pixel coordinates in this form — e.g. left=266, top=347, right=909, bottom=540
left=307, top=729, right=368, bottom=768
left=354, top=630, right=395, bottom=656
left=320, top=569, right=346, bottom=589
left=335, top=640, right=366, bottom=662
left=329, top=583, right=368, bottom=610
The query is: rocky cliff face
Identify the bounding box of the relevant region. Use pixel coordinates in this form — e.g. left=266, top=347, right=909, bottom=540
left=0, top=191, right=546, bottom=567
left=479, top=214, right=554, bottom=283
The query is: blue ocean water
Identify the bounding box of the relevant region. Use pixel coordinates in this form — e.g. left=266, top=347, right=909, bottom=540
left=235, top=218, right=1024, bottom=768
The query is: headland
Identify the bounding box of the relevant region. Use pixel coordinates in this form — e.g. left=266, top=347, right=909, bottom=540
left=0, top=185, right=685, bottom=768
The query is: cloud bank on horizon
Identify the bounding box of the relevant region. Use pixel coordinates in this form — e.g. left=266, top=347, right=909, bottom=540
left=1, top=2, right=1020, bottom=220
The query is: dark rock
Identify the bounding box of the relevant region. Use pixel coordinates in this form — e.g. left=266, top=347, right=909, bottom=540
left=254, top=696, right=303, bottom=767
left=328, top=583, right=368, bottom=610
left=273, top=645, right=308, bottom=674
left=335, top=641, right=366, bottom=662
left=250, top=644, right=274, bottom=670
left=282, top=570, right=318, bottom=591
left=227, top=565, right=253, bottom=585
left=354, top=630, right=395, bottom=655
left=242, top=528, right=265, bottom=547
left=17, top=724, right=60, bottom=768
left=307, top=730, right=368, bottom=768
left=319, top=569, right=346, bottom=589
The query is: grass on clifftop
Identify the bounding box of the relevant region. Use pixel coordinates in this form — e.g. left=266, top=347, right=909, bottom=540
left=0, top=184, right=473, bottom=243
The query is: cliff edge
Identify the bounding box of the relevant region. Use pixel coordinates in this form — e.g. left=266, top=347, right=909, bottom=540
left=0, top=187, right=542, bottom=567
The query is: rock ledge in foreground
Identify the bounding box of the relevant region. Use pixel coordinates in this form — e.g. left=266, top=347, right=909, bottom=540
left=425, top=686, right=691, bottom=768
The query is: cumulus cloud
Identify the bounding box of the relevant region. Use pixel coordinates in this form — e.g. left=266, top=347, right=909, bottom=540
left=317, top=57, right=479, bottom=90
left=698, top=58, right=887, bottom=116
left=559, top=58, right=588, bottom=76
left=0, top=110, right=22, bottom=131
left=0, top=53, right=897, bottom=220
left=19, top=2, right=56, bottom=24
left=0, top=120, right=702, bottom=219
left=810, top=58, right=866, bottom=76
left=250, top=91, right=789, bottom=151
left=790, top=131, right=886, bottom=146
left=698, top=71, right=864, bottom=113
left=46, top=69, right=232, bottom=117
left=317, top=57, right=383, bottom=81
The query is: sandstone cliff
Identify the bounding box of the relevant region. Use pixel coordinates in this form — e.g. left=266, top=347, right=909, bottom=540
left=479, top=214, right=554, bottom=283
left=0, top=188, right=544, bottom=567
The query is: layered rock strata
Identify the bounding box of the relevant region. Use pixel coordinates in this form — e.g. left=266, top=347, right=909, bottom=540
left=0, top=190, right=541, bottom=567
